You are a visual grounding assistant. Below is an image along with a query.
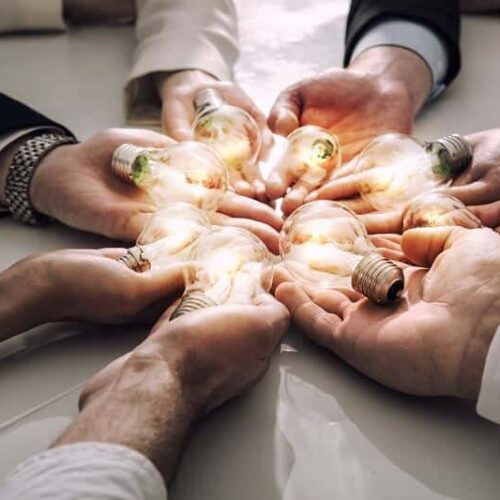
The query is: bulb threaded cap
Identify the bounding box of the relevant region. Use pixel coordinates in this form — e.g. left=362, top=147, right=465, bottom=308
left=429, top=134, right=472, bottom=178
left=118, top=246, right=151, bottom=273
left=111, top=144, right=145, bottom=183
left=170, top=292, right=219, bottom=321
left=351, top=254, right=404, bottom=305
left=194, top=88, right=224, bottom=115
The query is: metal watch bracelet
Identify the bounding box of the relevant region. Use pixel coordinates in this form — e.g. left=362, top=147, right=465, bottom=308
left=4, top=131, right=77, bottom=225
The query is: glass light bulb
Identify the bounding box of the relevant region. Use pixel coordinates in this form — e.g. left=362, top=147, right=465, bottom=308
left=402, top=192, right=482, bottom=231
left=354, top=133, right=472, bottom=212
left=280, top=201, right=404, bottom=304
left=171, top=227, right=273, bottom=319
left=112, top=141, right=228, bottom=211
left=192, top=89, right=261, bottom=173
left=277, top=125, right=341, bottom=187
left=119, top=203, right=211, bottom=272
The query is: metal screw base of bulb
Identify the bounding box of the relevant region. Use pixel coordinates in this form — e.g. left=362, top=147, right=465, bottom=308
left=170, top=292, right=219, bottom=321
left=118, top=246, right=151, bottom=273
left=351, top=254, right=404, bottom=305
left=431, top=134, right=472, bottom=176
left=194, top=88, right=224, bottom=115
left=111, top=144, right=144, bottom=183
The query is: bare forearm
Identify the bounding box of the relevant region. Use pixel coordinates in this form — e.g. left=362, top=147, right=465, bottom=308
left=349, top=46, right=433, bottom=116
left=54, top=356, right=196, bottom=483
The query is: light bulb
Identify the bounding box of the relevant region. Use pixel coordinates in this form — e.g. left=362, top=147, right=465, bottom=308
left=192, top=89, right=261, bottom=173
left=402, top=192, right=482, bottom=231
left=119, top=203, right=211, bottom=272
left=355, top=133, right=472, bottom=212
left=280, top=201, right=404, bottom=304
left=277, top=125, right=341, bottom=187
left=111, top=141, right=228, bottom=211
left=170, top=227, right=273, bottom=319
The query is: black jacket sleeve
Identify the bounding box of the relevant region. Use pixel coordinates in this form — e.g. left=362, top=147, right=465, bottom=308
left=0, top=93, right=72, bottom=136
left=344, top=0, right=461, bottom=85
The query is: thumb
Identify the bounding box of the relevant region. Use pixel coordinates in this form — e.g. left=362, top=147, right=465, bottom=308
left=268, top=88, right=301, bottom=136
left=402, top=226, right=461, bottom=267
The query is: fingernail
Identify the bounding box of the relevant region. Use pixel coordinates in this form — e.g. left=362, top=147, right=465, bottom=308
left=275, top=109, right=298, bottom=136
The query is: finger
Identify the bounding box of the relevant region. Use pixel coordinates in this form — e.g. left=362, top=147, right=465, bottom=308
left=252, top=293, right=291, bottom=343
left=110, top=128, right=177, bottom=149
left=97, top=248, right=128, bottom=259
left=448, top=181, right=494, bottom=206
left=136, top=262, right=186, bottom=301
left=469, top=200, right=500, bottom=229
left=271, top=264, right=294, bottom=294
left=302, top=287, right=354, bottom=318
left=359, top=211, right=402, bottom=234
left=330, top=197, right=373, bottom=214
left=369, top=234, right=402, bottom=251
left=234, top=179, right=257, bottom=199
left=265, top=154, right=295, bottom=200
left=305, top=174, right=358, bottom=202
left=281, top=181, right=313, bottom=215
left=241, top=162, right=267, bottom=203
left=275, top=282, right=340, bottom=350
left=209, top=212, right=280, bottom=254
left=402, top=226, right=460, bottom=267
left=218, top=191, right=283, bottom=230
left=268, top=87, right=301, bottom=136
left=162, top=95, right=195, bottom=141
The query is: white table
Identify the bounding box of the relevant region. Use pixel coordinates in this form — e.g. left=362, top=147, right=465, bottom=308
left=1, top=2, right=500, bottom=498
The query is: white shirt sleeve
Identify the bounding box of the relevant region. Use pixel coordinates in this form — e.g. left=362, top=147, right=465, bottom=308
left=477, top=324, right=500, bottom=425
left=0, top=442, right=167, bottom=500
left=0, top=0, right=66, bottom=33
left=125, top=0, right=239, bottom=126
left=350, top=19, right=449, bottom=100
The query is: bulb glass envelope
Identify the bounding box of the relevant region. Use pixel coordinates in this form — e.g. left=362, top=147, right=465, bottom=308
left=354, top=133, right=449, bottom=212
left=184, top=227, right=273, bottom=305
left=277, top=125, right=341, bottom=188
left=132, top=142, right=228, bottom=211
left=193, top=97, right=261, bottom=173
left=280, top=201, right=376, bottom=289
left=402, top=192, right=482, bottom=231
left=137, top=203, right=211, bottom=269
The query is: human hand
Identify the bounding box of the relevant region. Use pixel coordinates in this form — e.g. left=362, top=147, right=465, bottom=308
left=267, top=47, right=431, bottom=214
left=1, top=248, right=185, bottom=338
left=29, top=128, right=175, bottom=240
left=275, top=226, right=500, bottom=399
left=157, top=70, right=273, bottom=200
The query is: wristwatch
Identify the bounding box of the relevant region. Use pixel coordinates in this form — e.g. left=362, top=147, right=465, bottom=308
left=4, top=130, right=77, bottom=225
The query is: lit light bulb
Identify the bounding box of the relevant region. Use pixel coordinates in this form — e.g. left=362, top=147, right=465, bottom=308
left=355, top=133, right=472, bottom=212
left=280, top=201, right=404, bottom=304
left=111, top=141, right=228, bottom=211
left=119, top=203, right=211, bottom=272
left=192, top=89, right=261, bottom=173
left=277, top=125, right=341, bottom=187
left=402, top=192, right=482, bottom=231
left=170, top=227, right=273, bottom=319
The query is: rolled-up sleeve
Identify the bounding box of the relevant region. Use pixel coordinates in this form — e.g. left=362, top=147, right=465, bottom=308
left=0, top=0, right=66, bottom=33
left=126, top=0, right=239, bottom=124
left=0, top=442, right=167, bottom=500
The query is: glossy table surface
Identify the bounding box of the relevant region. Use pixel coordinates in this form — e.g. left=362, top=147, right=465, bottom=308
left=1, top=1, right=500, bottom=498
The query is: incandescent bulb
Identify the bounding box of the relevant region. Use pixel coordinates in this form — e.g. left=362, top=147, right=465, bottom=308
left=192, top=89, right=261, bottom=174
left=355, top=133, right=472, bottom=212
left=111, top=141, right=228, bottom=211
left=171, top=227, right=273, bottom=319
left=280, top=201, right=404, bottom=304
left=402, top=192, right=482, bottom=231
left=277, top=125, right=341, bottom=188
left=119, top=203, right=211, bottom=272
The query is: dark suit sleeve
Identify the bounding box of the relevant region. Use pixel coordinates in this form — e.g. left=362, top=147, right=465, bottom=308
left=344, top=0, right=461, bottom=85
left=0, top=93, right=73, bottom=136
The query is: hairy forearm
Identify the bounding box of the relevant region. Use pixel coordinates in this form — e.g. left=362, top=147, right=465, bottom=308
left=460, top=0, right=500, bottom=11
left=349, top=46, right=433, bottom=116
left=54, top=356, right=196, bottom=483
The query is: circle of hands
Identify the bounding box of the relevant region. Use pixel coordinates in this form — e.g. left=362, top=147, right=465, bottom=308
left=22, top=69, right=500, bottom=413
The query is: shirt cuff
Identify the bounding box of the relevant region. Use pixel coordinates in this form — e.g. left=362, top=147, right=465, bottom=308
left=350, top=19, right=449, bottom=100
left=477, top=324, right=500, bottom=425
left=1, top=442, right=167, bottom=500
left=0, top=0, right=66, bottom=33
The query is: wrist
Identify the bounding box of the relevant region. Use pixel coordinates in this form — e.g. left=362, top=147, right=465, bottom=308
left=156, top=69, right=218, bottom=101
left=349, top=46, right=433, bottom=115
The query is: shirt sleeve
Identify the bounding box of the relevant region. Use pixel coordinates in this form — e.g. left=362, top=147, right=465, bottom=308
left=125, top=0, right=239, bottom=126
left=0, top=442, right=167, bottom=500
left=350, top=19, right=449, bottom=99
left=0, top=0, right=66, bottom=33
left=477, top=324, right=500, bottom=425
